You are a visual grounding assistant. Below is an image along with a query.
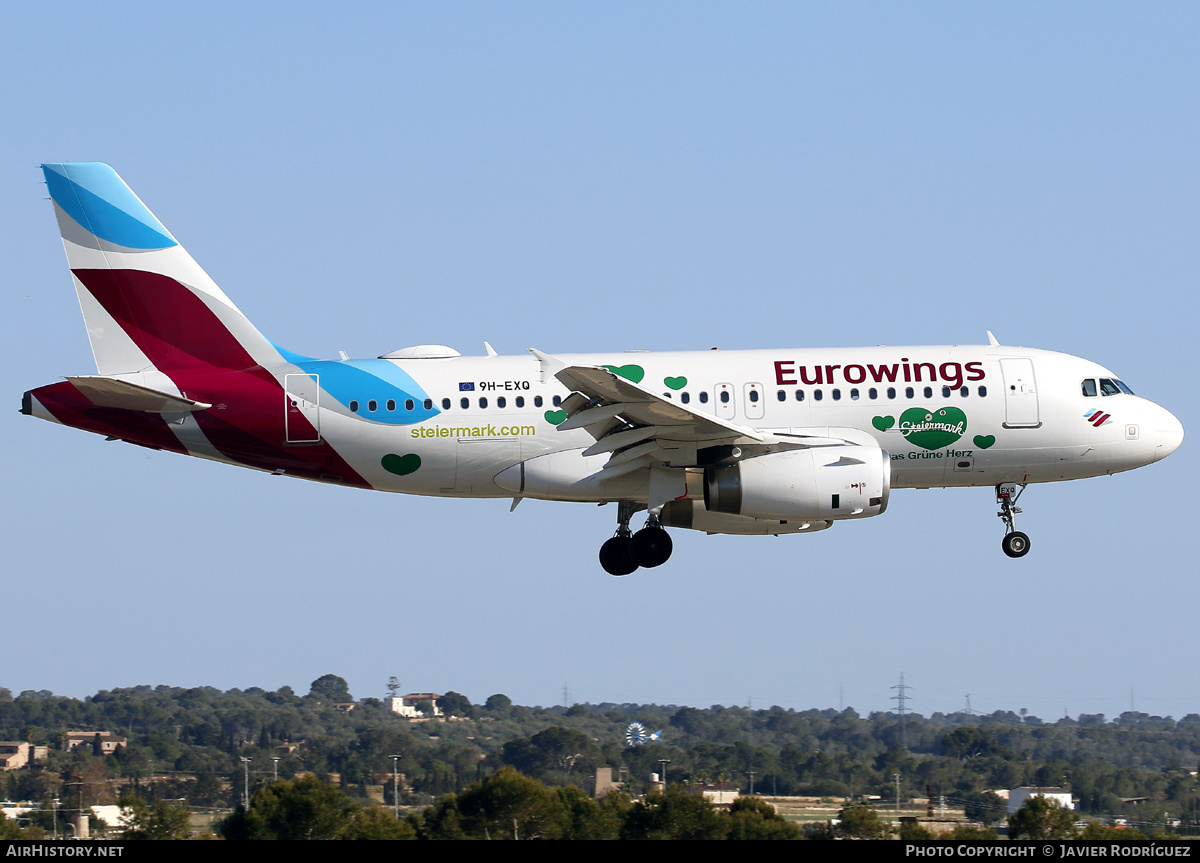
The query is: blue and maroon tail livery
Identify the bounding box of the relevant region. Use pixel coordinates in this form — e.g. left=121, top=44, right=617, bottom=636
left=41, top=163, right=281, bottom=376
left=25, top=163, right=370, bottom=487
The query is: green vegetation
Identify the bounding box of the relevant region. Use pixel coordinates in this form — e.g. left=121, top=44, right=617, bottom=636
left=1, top=679, right=1199, bottom=838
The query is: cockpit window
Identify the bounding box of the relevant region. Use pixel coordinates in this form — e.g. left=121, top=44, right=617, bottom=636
left=1081, top=379, right=1097, bottom=397
left=1099, top=378, right=1122, bottom=396
left=1116, top=380, right=1134, bottom=395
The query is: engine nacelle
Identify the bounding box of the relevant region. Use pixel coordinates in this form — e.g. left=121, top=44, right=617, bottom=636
left=704, top=446, right=890, bottom=521
left=659, top=500, right=833, bottom=536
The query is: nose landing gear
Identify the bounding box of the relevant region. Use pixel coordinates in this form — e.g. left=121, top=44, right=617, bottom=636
left=599, top=501, right=675, bottom=575
left=996, top=482, right=1030, bottom=558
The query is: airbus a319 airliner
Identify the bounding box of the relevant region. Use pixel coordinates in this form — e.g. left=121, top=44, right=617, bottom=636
left=23, top=164, right=1184, bottom=574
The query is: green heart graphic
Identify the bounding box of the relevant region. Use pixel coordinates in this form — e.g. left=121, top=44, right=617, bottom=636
left=381, top=453, right=422, bottom=476
left=544, top=409, right=567, bottom=425
left=664, top=376, right=687, bottom=390
left=898, top=406, right=968, bottom=450
left=872, top=415, right=895, bottom=432
left=973, top=434, right=996, bottom=449
left=602, top=364, right=645, bottom=384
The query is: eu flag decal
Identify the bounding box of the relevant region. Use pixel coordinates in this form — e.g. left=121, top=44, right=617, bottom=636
left=459, top=382, right=475, bottom=391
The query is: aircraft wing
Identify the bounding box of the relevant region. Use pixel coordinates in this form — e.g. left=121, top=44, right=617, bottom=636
left=553, top=364, right=764, bottom=443
left=530, top=350, right=765, bottom=486
left=530, top=350, right=882, bottom=508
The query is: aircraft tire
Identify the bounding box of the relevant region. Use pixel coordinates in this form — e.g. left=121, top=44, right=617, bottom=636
left=631, top=526, right=673, bottom=568
left=600, top=536, right=639, bottom=576
left=1002, top=531, right=1031, bottom=558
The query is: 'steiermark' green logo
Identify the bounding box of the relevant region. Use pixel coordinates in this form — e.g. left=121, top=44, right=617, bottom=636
left=898, top=406, right=967, bottom=450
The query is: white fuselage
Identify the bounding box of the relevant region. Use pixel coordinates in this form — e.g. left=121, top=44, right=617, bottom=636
left=282, top=344, right=1182, bottom=501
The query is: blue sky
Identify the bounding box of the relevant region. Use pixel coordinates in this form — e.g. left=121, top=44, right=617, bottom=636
left=4, top=2, right=1197, bottom=720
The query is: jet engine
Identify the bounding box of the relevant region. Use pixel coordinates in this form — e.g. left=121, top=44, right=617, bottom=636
left=704, top=446, right=890, bottom=522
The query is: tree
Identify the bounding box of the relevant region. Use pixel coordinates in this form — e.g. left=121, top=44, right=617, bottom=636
left=308, top=674, right=352, bottom=703
left=620, top=787, right=728, bottom=840
left=453, top=767, right=566, bottom=840
left=837, top=802, right=895, bottom=839
left=727, top=796, right=803, bottom=840
left=437, top=691, right=472, bottom=718
left=501, top=726, right=599, bottom=779
left=345, top=806, right=417, bottom=840
left=1007, top=795, right=1078, bottom=840
left=221, top=776, right=359, bottom=840
left=941, top=727, right=999, bottom=761
left=0, top=811, right=42, bottom=840
left=485, top=693, right=513, bottom=714
left=120, top=796, right=191, bottom=840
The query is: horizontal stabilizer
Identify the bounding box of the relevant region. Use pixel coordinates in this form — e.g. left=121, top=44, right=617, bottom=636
left=65, top=376, right=212, bottom=413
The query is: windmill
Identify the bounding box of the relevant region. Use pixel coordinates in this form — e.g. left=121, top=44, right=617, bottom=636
left=624, top=721, right=663, bottom=747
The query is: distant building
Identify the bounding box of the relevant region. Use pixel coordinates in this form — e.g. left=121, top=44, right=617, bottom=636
left=1008, top=787, right=1074, bottom=813
left=687, top=781, right=740, bottom=809
left=386, top=694, right=443, bottom=718
left=0, top=743, right=31, bottom=771
left=594, top=767, right=623, bottom=798
left=63, top=732, right=127, bottom=754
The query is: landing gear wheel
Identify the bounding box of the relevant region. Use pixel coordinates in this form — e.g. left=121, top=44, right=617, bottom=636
left=631, top=526, right=673, bottom=568
left=600, top=535, right=638, bottom=576
left=1002, top=531, right=1030, bottom=558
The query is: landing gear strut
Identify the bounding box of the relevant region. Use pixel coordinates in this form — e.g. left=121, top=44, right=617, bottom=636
left=599, top=502, right=674, bottom=575
left=996, top=482, right=1030, bottom=558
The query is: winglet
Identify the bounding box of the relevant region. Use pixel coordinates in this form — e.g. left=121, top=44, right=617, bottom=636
left=528, top=348, right=568, bottom=383
left=987, top=331, right=1000, bottom=346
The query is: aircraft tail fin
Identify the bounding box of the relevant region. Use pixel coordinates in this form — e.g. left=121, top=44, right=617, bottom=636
left=41, top=163, right=280, bottom=376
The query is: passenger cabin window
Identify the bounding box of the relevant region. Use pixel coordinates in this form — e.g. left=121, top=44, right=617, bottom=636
left=831, top=389, right=841, bottom=401
left=497, top=396, right=506, bottom=408
left=887, top=387, right=896, bottom=399
left=905, top=387, right=914, bottom=399
left=942, top=386, right=952, bottom=398
left=959, top=387, right=968, bottom=397
left=777, top=390, right=786, bottom=402
left=699, top=391, right=709, bottom=404
left=405, top=399, right=414, bottom=411
left=553, top=395, right=562, bottom=406
left=794, top=389, right=805, bottom=401
left=460, top=397, right=469, bottom=409
left=368, top=400, right=378, bottom=412
left=720, top=391, right=730, bottom=404
left=850, top=388, right=859, bottom=400
left=349, top=400, right=359, bottom=413
left=978, top=386, right=987, bottom=397
left=442, top=398, right=451, bottom=410
left=923, top=386, right=933, bottom=399
left=424, top=399, right=433, bottom=410
left=681, top=392, right=690, bottom=404
left=516, top=396, right=525, bottom=408
left=534, top=396, right=543, bottom=407
left=813, top=389, right=823, bottom=401
left=1082, top=379, right=1097, bottom=397
left=749, top=389, right=759, bottom=403
left=479, top=397, right=488, bottom=408
left=868, top=388, right=877, bottom=399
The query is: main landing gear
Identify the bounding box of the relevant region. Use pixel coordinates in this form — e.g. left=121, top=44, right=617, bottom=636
left=599, top=501, right=674, bottom=575
left=996, top=482, right=1031, bottom=558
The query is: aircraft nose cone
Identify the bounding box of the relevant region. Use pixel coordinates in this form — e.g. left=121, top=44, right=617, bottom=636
left=1153, top=407, right=1184, bottom=462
